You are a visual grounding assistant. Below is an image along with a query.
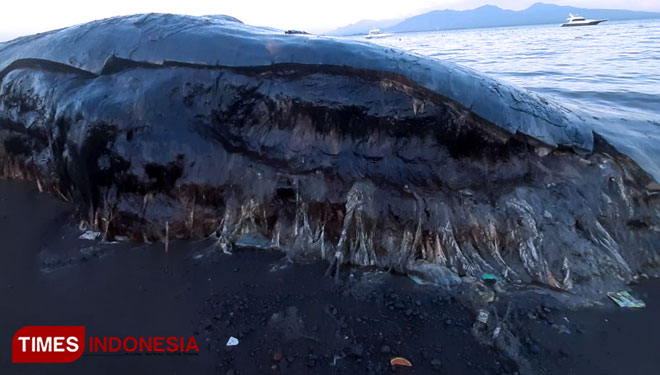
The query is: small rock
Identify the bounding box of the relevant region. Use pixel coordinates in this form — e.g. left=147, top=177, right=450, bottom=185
left=459, top=189, right=474, bottom=196
left=646, top=182, right=660, bottom=192
left=350, top=344, right=364, bottom=358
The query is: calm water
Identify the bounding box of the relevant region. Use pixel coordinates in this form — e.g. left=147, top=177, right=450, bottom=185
left=362, top=19, right=660, bottom=119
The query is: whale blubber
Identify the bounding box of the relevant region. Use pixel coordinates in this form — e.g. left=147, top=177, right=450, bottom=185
left=0, top=14, right=658, bottom=301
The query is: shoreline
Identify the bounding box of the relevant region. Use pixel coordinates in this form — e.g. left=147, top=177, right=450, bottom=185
left=2, top=178, right=659, bottom=374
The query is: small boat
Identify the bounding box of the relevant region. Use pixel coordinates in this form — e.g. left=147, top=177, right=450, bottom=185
left=365, top=28, right=392, bottom=39
left=561, top=13, right=607, bottom=27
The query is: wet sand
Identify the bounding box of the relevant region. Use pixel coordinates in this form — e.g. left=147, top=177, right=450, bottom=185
left=515, top=279, right=660, bottom=375
left=1, top=178, right=659, bottom=374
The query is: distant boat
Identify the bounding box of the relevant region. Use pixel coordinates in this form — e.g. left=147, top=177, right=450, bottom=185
left=561, top=13, right=607, bottom=27
left=365, top=28, right=392, bottom=39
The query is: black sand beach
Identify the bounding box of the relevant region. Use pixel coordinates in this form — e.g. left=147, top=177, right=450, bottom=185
left=1, top=178, right=659, bottom=374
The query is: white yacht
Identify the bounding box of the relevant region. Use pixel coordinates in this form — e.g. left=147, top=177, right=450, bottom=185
left=365, top=28, right=392, bottom=39
left=561, top=13, right=607, bottom=27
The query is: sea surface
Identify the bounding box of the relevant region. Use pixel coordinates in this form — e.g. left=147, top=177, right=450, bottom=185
left=361, top=19, right=660, bottom=120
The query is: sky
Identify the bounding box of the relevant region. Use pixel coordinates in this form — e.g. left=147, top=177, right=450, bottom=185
left=1, top=0, right=659, bottom=41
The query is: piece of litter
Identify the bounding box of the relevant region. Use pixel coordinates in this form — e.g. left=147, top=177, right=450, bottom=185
left=607, top=291, right=646, bottom=308
left=482, top=273, right=501, bottom=284
left=492, top=326, right=501, bottom=339
left=226, top=336, right=239, bottom=346
left=79, top=231, right=101, bottom=240
left=390, top=357, right=412, bottom=367
left=477, top=310, right=489, bottom=324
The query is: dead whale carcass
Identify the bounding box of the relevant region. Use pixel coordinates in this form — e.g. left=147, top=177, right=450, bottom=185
left=0, top=14, right=659, bottom=296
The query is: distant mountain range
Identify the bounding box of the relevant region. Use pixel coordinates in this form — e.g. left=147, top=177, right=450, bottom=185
left=327, top=3, right=660, bottom=35
left=328, top=18, right=403, bottom=36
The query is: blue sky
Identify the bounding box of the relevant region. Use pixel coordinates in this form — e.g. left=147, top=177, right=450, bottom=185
left=1, top=0, right=659, bottom=41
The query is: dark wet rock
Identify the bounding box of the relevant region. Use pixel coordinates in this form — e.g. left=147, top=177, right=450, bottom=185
left=0, top=14, right=659, bottom=298
left=459, top=280, right=496, bottom=311
left=349, top=343, right=364, bottom=358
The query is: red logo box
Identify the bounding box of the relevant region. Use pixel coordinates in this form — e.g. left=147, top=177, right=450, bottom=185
left=12, top=326, right=85, bottom=363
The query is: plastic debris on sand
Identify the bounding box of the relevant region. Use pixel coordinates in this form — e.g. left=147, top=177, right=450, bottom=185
left=79, top=231, right=101, bottom=240
left=477, top=310, right=489, bottom=324
left=481, top=274, right=501, bottom=285
left=390, top=357, right=412, bottom=367
left=607, top=291, right=646, bottom=308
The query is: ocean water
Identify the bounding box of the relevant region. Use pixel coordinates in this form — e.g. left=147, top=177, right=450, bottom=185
left=362, top=19, right=660, bottom=120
